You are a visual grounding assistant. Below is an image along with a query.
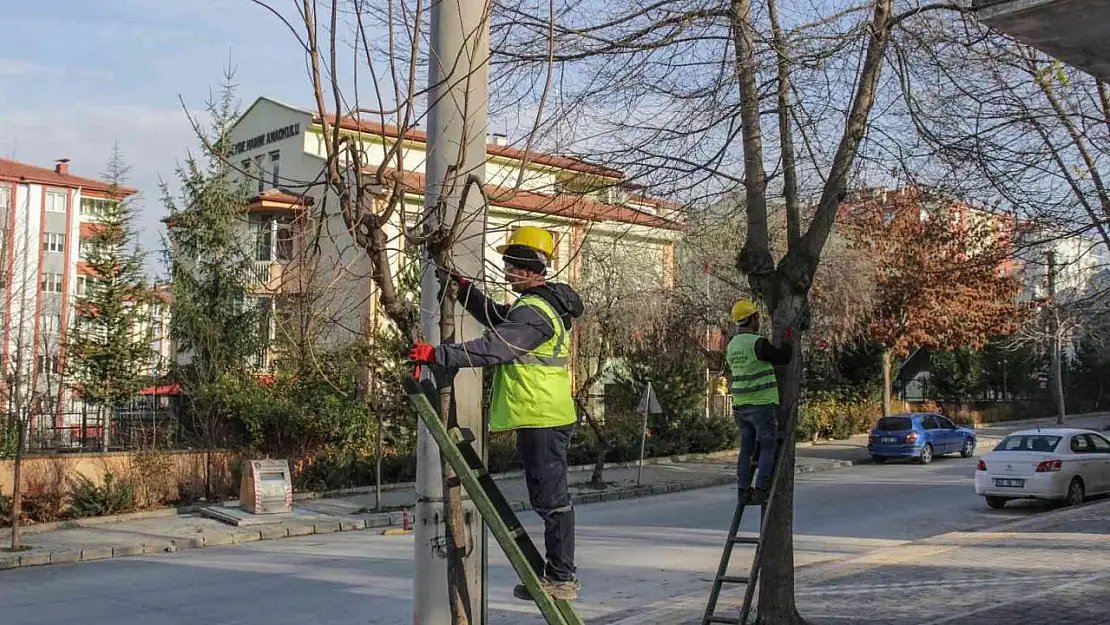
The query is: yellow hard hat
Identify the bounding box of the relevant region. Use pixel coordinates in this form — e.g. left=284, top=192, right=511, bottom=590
left=495, top=226, right=554, bottom=260
left=731, top=299, right=759, bottom=323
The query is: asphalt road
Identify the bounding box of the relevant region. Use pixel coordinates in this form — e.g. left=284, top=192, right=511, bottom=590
left=0, top=451, right=1065, bottom=625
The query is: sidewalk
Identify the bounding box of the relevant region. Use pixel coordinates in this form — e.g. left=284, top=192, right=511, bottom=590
left=604, top=496, right=1110, bottom=625
left=0, top=451, right=856, bottom=572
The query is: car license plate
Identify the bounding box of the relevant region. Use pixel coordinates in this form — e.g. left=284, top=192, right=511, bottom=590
left=995, top=478, right=1024, bottom=488
left=882, top=437, right=896, bottom=443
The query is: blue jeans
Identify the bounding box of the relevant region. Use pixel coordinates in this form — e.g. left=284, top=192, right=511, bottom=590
left=735, top=405, right=778, bottom=491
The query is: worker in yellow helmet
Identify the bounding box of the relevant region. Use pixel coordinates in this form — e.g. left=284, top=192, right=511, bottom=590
left=408, top=225, right=584, bottom=601
left=726, top=298, right=793, bottom=505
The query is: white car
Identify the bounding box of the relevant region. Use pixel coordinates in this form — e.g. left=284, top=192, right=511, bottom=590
left=975, top=427, right=1110, bottom=509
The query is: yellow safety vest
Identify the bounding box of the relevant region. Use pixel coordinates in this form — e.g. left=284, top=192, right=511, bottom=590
left=489, top=295, right=577, bottom=432
left=726, top=333, right=780, bottom=407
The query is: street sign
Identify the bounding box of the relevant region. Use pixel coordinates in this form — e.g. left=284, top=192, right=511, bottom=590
left=637, top=382, right=664, bottom=486
left=637, top=382, right=664, bottom=415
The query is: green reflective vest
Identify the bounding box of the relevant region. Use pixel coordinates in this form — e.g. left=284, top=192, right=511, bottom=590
left=726, top=333, right=780, bottom=407
left=489, top=295, right=577, bottom=432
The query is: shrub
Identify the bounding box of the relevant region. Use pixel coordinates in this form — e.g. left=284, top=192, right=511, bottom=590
left=68, top=472, right=136, bottom=518
left=798, top=388, right=881, bottom=441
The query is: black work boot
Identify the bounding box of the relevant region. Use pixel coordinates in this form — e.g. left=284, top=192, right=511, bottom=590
left=749, top=487, right=769, bottom=505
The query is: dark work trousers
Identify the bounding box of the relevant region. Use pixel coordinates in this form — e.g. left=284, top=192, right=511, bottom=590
left=735, top=405, right=778, bottom=491
left=515, top=424, right=576, bottom=582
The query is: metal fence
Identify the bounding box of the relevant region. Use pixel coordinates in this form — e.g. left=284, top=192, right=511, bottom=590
left=24, top=393, right=181, bottom=454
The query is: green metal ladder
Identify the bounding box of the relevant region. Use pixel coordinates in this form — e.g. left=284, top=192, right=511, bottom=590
left=701, top=439, right=785, bottom=625
left=402, top=376, right=586, bottom=625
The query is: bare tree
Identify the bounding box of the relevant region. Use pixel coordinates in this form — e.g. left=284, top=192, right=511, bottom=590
left=3, top=272, right=72, bottom=551
left=573, top=229, right=671, bottom=484
left=491, top=0, right=957, bottom=621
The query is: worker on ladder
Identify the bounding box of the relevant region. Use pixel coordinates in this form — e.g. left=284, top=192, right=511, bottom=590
left=408, top=226, right=585, bottom=601
left=726, top=299, right=793, bottom=506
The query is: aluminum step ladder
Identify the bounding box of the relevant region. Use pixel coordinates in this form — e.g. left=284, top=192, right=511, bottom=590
left=701, top=438, right=785, bottom=625
left=402, top=375, right=586, bottom=625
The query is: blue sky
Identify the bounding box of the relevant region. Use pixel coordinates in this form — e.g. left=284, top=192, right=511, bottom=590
left=0, top=0, right=316, bottom=277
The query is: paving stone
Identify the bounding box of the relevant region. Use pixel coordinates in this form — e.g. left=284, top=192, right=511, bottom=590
left=259, top=525, right=287, bottom=540
left=112, top=545, right=144, bottom=558
left=202, top=533, right=233, bottom=547
left=80, top=548, right=113, bottom=562
left=19, top=552, right=50, bottom=567
left=286, top=524, right=314, bottom=537
left=49, top=550, right=79, bottom=564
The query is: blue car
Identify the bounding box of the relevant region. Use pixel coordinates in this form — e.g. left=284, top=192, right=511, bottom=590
left=867, top=412, right=977, bottom=464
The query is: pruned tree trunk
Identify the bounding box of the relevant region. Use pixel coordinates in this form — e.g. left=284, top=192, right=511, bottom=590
left=882, top=348, right=893, bottom=417
left=575, top=399, right=609, bottom=487
left=437, top=270, right=472, bottom=625
left=756, top=294, right=808, bottom=625
left=9, top=410, right=26, bottom=551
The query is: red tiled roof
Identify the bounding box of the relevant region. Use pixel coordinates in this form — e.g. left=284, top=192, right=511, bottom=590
left=247, top=189, right=315, bottom=205
left=0, top=158, right=137, bottom=195
left=388, top=170, right=683, bottom=231
left=316, top=114, right=625, bottom=179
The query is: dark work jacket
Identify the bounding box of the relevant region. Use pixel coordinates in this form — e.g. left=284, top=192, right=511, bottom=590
left=434, top=282, right=584, bottom=369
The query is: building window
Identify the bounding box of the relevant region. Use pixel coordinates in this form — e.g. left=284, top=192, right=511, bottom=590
left=254, top=155, right=265, bottom=193
left=36, top=354, right=61, bottom=375
left=42, top=273, right=63, bottom=293
left=250, top=214, right=273, bottom=261
left=270, top=151, right=281, bottom=188
left=45, top=191, right=67, bottom=213
left=40, top=312, right=62, bottom=336
left=0, top=187, right=10, bottom=213
left=43, top=232, right=65, bottom=253
left=80, top=197, right=111, bottom=216
left=276, top=216, right=294, bottom=261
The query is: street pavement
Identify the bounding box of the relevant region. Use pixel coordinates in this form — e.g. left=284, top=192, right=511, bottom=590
left=2, top=411, right=1108, bottom=625
left=1, top=450, right=1074, bottom=625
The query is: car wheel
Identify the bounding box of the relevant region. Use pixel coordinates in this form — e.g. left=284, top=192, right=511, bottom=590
left=918, top=443, right=934, bottom=465
left=960, top=437, right=976, bottom=458
left=1065, top=478, right=1085, bottom=506
left=986, top=496, right=1008, bottom=509
left=872, top=455, right=886, bottom=464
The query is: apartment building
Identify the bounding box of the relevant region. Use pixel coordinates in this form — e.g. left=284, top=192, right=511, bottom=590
left=0, top=157, right=141, bottom=436
left=218, top=96, right=684, bottom=368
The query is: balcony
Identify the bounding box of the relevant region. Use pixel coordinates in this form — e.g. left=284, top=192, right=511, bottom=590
left=251, top=260, right=304, bottom=294
left=974, top=0, right=1110, bottom=81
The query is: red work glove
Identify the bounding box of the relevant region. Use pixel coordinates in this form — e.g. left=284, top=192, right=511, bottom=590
left=409, top=342, right=436, bottom=364
left=446, top=269, right=470, bottom=289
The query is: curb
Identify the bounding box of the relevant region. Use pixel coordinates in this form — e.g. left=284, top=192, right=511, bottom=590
left=0, top=458, right=858, bottom=573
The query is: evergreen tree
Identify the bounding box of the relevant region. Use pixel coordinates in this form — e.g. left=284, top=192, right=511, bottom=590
left=163, top=75, right=262, bottom=491
left=66, top=145, right=155, bottom=449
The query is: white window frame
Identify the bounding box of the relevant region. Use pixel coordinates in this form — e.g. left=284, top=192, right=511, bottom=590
left=43, top=232, right=65, bottom=253
left=0, top=187, right=10, bottom=212
left=42, top=273, right=63, bottom=293
left=270, top=151, right=281, bottom=188
left=40, top=312, right=62, bottom=336
left=45, top=190, right=67, bottom=213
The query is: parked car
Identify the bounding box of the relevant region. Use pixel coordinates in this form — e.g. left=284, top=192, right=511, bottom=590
left=975, top=428, right=1110, bottom=509
left=867, top=412, right=977, bottom=465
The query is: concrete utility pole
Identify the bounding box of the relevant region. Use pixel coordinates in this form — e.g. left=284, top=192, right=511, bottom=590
left=415, top=1, right=490, bottom=624
left=1046, top=250, right=1066, bottom=426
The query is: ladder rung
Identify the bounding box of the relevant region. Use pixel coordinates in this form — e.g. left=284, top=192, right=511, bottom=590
left=706, top=616, right=742, bottom=624
left=509, top=527, right=526, bottom=539
left=728, top=536, right=759, bottom=545
left=718, top=575, right=750, bottom=584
